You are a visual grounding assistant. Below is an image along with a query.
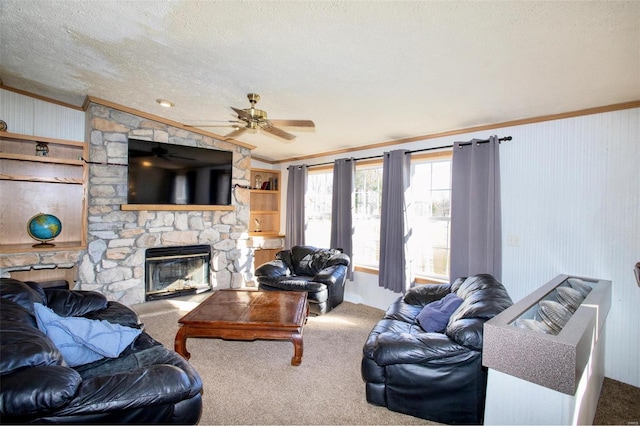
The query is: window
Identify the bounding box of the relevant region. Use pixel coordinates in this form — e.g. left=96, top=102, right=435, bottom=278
left=305, top=168, right=333, bottom=248
left=353, top=164, right=383, bottom=268
left=304, top=152, right=452, bottom=280
left=408, top=155, right=452, bottom=279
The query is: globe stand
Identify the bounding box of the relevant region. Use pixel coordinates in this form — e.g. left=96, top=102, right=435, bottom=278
left=32, top=240, right=56, bottom=248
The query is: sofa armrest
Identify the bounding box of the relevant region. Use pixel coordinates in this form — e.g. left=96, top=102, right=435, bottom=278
left=370, top=332, right=472, bottom=366
left=326, top=252, right=350, bottom=267
left=311, top=264, right=347, bottom=286
left=255, top=259, right=290, bottom=278
left=403, top=283, right=451, bottom=307
left=0, top=365, right=82, bottom=417
left=54, top=365, right=195, bottom=417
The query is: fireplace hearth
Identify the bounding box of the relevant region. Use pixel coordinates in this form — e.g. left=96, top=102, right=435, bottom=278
left=145, top=245, right=212, bottom=301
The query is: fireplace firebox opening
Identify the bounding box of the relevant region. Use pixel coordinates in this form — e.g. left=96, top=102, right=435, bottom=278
left=145, top=245, right=212, bottom=301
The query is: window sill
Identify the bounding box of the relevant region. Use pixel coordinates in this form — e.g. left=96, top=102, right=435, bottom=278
left=354, top=265, right=449, bottom=284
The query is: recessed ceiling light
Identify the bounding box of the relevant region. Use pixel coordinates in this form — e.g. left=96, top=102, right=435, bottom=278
left=156, top=99, right=174, bottom=108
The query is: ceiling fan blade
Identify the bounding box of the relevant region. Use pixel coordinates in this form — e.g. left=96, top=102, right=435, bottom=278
left=261, top=124, right=296, bottom=141
left=269, top=119, right=315, bottom=128
left=231, top=107, right=251, bottom=120
left=185, top=124, right=239, bottom=128
left=184, top=120, right=241, bottom=128
left=224, top=127, right=248, bottom=139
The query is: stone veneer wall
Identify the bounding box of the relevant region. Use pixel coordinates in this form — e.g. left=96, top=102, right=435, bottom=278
left=76, top=103, right=252, bottom=305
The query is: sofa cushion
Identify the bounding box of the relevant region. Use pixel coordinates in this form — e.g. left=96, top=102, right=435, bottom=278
left=0, top=278, right=45, bottom=315
left=0, top=321, right=63, bottom=375
left=290, top=246, right=340, bottom=276
left=44, top=288, right=108, bottom=317
left=403, top=284, right=451, bottom=307
left=83, top=301, right=142, bottom=329
left=258, top=276, right=325, bottom=292
left=0, top=297, right=37, bottom=327
left=34, top=303, right=142, bottom=367
left=416, top=292, right=464, bottom=333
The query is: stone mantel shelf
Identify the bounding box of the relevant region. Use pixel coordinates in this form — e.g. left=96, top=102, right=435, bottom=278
left=0, top=248, right=83, bottom=271
left=121, top=204, right=235, bottom=211
left=0, top=242, right=85, bottom=255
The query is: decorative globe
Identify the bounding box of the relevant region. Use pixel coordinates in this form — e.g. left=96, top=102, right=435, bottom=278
left=27, top=213, right=62, bottom=247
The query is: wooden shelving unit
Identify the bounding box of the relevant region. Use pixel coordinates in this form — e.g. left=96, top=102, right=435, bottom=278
left=249, top=168, right=282, bottom=237
left=0, top=131, right=88, bottom=253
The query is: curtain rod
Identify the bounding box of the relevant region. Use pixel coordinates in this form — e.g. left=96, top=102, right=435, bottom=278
left=290, top=136, right=512, bottom=169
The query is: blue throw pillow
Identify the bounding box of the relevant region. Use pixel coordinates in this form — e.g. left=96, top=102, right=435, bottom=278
left=416, top=292, right=464, bottom=333
left=33, top=303, right=142, bottom=367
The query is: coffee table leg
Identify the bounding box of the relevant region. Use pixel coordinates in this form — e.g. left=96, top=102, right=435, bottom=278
left=175, top=326, right=191, bottom=360
left=290, top=332, right=303, bottom=366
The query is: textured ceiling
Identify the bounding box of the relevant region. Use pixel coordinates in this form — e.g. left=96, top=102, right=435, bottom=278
left=1, top=1, right=639, bottom=162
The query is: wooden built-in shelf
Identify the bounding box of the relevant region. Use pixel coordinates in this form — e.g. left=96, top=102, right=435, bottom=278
left=0, top=152, right=84, bottom=166
left=0, top=131, right=85, bottom=147
left=250, top=189, right=280, bottom=194
left=0, top=173, right=83, bottom=184
left=0, top=131, right=88, bottom=253
left=250, top=168, right=281, bottom=236
left=249, top=232, right=284, bottom=238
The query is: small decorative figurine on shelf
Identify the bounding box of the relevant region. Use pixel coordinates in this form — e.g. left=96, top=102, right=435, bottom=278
left=254, top=174, right=263, bottom=189
left=35, top=142, right=49, bottom=156
left=254, top=218, right=263, bottom=232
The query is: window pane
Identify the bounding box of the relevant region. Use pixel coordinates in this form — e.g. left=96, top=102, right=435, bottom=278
left=432, top=161, right=451, bottom=189
left=409, top=157, right=452, bottom=279
left=305, top=171, right=332, bottom=248
left=354, top=166, right=383, bottom=267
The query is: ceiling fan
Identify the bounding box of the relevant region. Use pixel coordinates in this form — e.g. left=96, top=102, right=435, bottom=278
left=189, top=93, right=315, bottom=142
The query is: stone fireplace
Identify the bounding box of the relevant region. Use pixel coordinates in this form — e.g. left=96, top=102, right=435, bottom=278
left=75, top=102, right=253, bottom=305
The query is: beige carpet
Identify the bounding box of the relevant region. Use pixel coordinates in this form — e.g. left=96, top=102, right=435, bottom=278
left=133, top=295, right=640, bottom=425
left=135, top=297, right=434, bottom=425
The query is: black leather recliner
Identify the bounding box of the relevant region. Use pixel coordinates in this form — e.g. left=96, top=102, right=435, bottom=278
left=361, top=274, right=513, bottom=424
left=0, top=278, right=203, bottom=424
left=255, top=245, right=350, bottom=315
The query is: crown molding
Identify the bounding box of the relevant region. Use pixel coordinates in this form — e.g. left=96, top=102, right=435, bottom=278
left=275, top=100, right=640, bottom=164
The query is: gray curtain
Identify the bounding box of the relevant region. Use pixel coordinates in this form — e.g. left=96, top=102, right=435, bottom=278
left=285, top=164, right=308, bottom=249
left=330, top=158, right=355, bottom=280
left=379, top=149, right=412, bottom=293
left=450, top=135, right=502, bottom=281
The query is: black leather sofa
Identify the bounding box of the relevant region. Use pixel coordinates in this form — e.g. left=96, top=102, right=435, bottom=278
left=0, top=278, right=203, bottom=424
left=361, top=274, right=513, bottom=424
left=255, top=245, right=350, bottom=315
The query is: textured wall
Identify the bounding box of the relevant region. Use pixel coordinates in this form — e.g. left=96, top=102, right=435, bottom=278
left=499, top=108, right=640, bottom=387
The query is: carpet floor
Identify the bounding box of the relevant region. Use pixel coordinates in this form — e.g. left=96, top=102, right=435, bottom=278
left=133, top=295, right=640, bottom=425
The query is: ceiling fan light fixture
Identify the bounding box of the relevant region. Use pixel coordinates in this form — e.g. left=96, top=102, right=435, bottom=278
left=156, top=99, right=174, bottom=108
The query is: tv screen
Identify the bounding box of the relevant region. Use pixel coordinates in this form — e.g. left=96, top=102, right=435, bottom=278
left=127, top=139, right=233, bottom=206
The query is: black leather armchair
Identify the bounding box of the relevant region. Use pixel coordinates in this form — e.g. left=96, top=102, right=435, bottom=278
left=255, top=245, right=350, bottom=315
left=361, top=274, right=513, bottom=424
left=0, top=278, right=203, bottom=424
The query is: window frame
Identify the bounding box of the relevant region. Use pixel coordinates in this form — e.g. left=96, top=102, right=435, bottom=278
left=304, top=150, right=453, bottom=282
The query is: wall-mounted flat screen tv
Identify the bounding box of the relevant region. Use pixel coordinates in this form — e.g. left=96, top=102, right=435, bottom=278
left=127, top=139, right=233, bottom=206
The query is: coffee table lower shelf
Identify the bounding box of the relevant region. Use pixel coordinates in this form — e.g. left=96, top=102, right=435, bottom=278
left=174, top=290, right=309, bottom=366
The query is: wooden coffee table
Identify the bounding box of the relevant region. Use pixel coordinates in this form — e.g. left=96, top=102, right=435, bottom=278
left=174, top=290, right=309, bottom=366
